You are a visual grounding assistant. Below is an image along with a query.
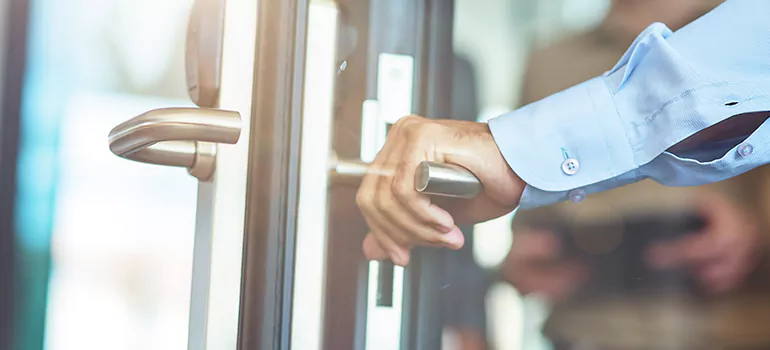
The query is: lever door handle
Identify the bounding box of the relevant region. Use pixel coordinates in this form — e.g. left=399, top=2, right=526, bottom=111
left=329, top=152, right=482, bottom=199
left=108, top=107, right=241, bottom=181
left=329, top=153, right=481, bottom=309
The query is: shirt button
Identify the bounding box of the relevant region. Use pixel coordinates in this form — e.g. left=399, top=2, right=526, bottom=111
left=569, top=189, right=586, bottom=203
left=738, top=143, right=754, bottom=157
left=561, top=158, right=580, bottom=175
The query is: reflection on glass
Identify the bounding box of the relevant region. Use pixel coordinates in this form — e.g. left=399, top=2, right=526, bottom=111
left=46, top=94, right=198, bottom=350
left=451, top=1, right=770, bottom=350
left=27, top=0, right=198, bottom=349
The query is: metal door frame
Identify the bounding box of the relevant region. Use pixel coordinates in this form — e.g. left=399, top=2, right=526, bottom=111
left=321, top=0, right=372, bottom=348
left=401, top=1, right=455, bottom=349
left=0, top=0, right=30, bottom=349
left=236, top=0, right=309, bottom=349
left=234, top=0, right=456, bottom=348
left=321, top=0, right=457, bottom=349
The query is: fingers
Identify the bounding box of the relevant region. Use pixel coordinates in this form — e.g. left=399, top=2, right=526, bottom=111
left=375, top=142, right=461, bottom=249
left=645, top=234, right=720, bottom=270
left=390, top=153, right=455, bottom=232
left=696, top=260, right=741, bottom=293
left=362, top=233, right=411, bottom=265
left=362, top=234, right=389, bottom=260
left=645, top=191, right=762, bottom=294
left=515, top=263, right=588, bottom=302
left=357, top=117, right=469, bottom=266
left=503, top=230, right=587, bottom=302
left=356, top=115, right=526, bottom=265
left=509, top=230, right=563, bottom=264
left=646, top=193, right=740, bottom=270
left=357, top=136, right=410, bottom=264
left=358, top=159, right=412, bottom=265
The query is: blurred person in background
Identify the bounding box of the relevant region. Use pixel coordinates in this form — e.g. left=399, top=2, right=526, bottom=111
left=502, top=0, right=770, bottom=349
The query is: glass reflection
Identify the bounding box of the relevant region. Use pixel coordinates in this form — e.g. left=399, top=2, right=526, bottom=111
left=449, top=1, right=770, bottom=350
left=24, top=0, right=199, bottom=349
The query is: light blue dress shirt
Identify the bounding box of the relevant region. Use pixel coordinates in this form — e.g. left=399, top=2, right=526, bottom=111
left=488, top=0, right=770, bottom=209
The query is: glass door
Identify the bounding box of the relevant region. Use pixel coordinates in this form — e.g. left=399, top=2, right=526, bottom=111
left=105, top=0, right=264, bottom=349
left=277, top=0, right=467, bottom=349
left=112, top=0, right=704, bottom=350
left=297, top=1, right=768, bottom=350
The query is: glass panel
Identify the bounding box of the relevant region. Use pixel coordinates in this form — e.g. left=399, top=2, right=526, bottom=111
left=17, top=0, right=199, bottom=349
left=293, top=1, right=770, bottom=350
left=452, top=1, right=770, bottom=350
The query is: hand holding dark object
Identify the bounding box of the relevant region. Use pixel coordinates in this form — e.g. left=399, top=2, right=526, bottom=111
left=501, top=229, right=589, bottom=303
left=503, top=209, right=708, bottom=301
left=645, top=192, right=765, bottom=294
left=357, top=116, right=524, bottom=266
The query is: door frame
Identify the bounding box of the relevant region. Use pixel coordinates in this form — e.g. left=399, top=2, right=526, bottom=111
left=401, top=1, right=455, bottom=349
left=321, top=0, right=371, bottom=348
left=237, top=0, right=309, bottom=349
left=321, top=0, right=457, bottom=349
left=0, top=0, right=30, bottom=349
left=235, top=0, right=457, bottom=348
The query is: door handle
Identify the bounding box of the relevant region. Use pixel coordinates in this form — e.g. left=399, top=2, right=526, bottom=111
left=108, top=107, right=241, bottom=181
left=329, top=152, right=481, bottom=308
left=329, top=152, right=482, bottom=199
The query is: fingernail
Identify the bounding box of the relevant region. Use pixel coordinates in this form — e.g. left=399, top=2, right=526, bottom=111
left=390, top=248, right=409, bottom=266
left=442, top=228, right=464, bottom=249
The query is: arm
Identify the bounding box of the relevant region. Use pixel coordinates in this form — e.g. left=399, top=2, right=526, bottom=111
left=356, top=0, right=770, bottom=264
left=490, top=0, right=770, bottom=209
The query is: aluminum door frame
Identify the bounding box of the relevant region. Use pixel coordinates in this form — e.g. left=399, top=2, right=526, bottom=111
left=0, top=0, right=30, bottom=349
left=236, top=0, right=309, bottom=349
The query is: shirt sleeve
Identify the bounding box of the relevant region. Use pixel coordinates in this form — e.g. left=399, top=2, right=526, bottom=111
left=488, top=0, right=770, bottom=209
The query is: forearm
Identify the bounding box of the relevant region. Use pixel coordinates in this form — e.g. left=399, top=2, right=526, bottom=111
left=490, top=0, right=770, bottom=209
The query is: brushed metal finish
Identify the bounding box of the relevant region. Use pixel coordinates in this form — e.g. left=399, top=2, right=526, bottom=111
left=414, top=161, right=481, bottom=199
left=328, top=152, right=369, bottom=186
left=329, top=152, right=481, bottom=198
left=108, top=107, right=241, bottom=181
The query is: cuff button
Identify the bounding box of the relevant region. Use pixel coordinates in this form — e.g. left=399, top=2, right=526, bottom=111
left=569, top=189, right=586, bottom=203
left=738, top=143, right=754, bottom=157
left=561, top=158, right=580, bottom=175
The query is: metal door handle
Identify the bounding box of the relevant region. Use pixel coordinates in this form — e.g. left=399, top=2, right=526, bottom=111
left=329, top=153, right=482, bottom=199
left=108, top=107, right=241, bottom=181
left=330, top=153, right=481, bottom=310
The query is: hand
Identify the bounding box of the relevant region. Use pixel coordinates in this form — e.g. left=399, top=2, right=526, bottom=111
left=501, top=229, right=588, bottom=303
left=357, top=116, right=524, bottom=266
left=645, top=191, right=764, bottom=294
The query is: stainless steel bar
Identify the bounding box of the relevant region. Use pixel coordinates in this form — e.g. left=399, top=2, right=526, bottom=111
left=329, top=153, right=482, bottom=199
left=414, top=161, right=481, bottom=199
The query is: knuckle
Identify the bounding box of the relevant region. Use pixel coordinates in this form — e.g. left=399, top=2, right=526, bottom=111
left=392, top=172, right=412, bottom=199
left=392, top=183, right=411, bottom=200
left=396, top=115, right=420, bottom=126
left=399, top=117, right=430, bottom=137
left=356, top=190, right=371, bottom=209
left=375, top=194, right=395, bottom=212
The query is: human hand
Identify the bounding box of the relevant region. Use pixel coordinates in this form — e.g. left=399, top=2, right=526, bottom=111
left=501, top=229, right=589, bottom=303
left=357, top=116, right=524, bottom=266
left=645, top=191, right=764, bottom=294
